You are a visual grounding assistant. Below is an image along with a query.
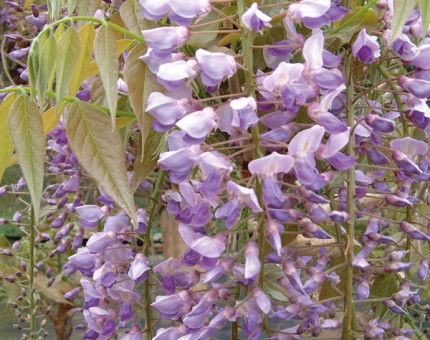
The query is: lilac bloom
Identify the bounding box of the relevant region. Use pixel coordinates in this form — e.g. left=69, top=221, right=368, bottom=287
left=406, top=43, right=430, bottom=69
left=120, top=325, right=142, bottom=340
left=282, top=262, right=306, bottom=295
left=248, top=152, right=295, bottom=178
left=242, top=3, right=272, bottom=32
left=230, top=97, right=259, bottom=132
left=266, top=219, right=283, bottom=256
left=142, top=26, right=189, bottom=58
left=384, top=30, right=419, bottom=61
left=140, top=49, right=184, bottom=74
left=253, top=287, right=271, bottom=314
left=308, top=85, right=347, bottom=134
left=418, top=259, right=429, bottom=281
left=86, top=231, right=117, bottom=253
left=168, top=0, right=211, bottom=26
left=158, top=145, right=202, bottom=183
left=146, top=92, right=193, bottom=132
left=76, top=205, right=105, bottom=230
left=357, top=280, right=370, bottom=300
left=139, top=0, right=170, bottom=21
left=352, top=29, right=380, bottom=64
left=303, top=31, right=345, bottom=90
left=288, top=125, right=325, bottom=185
left=288, top=0, right=331, bottom=22
left=128, top=253, right=150, bottom=283
left=244, top=241, right=260, bottom=279
left=179, top=224, right=226, bottom=258
left=196, top=49, right=237, bottom=91
left=365, top=113, right=395, bottom=133
left=398, top=75, right=430, bottom=99
left=176, top=107, right=217, bottom=144
left=302, top=221, right=333, bottom=239
left=156, top=59, right=198, bottom=90
left=383, top=300, right=407, bottom=315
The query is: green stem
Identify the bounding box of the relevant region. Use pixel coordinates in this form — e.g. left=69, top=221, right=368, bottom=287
left=39, top=16, right=144, bottom=43
left=330, top=0, right=378, bottom=35
left=0, top=87, right=136, bottom=118
left=343, top=54, right=357, bottom=340
left=29, top=206, right=36, bottom=340
left=237, top=0, right=271, bottom=337
left=143, top=170, right=166, bottom=340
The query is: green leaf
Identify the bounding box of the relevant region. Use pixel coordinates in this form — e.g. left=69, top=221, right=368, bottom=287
left=0, top=94, right=17, bottom=183
left=133, top=129, right=163, bottom=191
left=123, top=43, right=164, bottom=155
left=76, top=0, right=101, bottom=29
left=119, top=0, right=144, bottom=38
left=94, top=24, right=119, bottom=129
left=67, top=0, right=78, bottom=14
left=69, top=23, right=96, bottom=97
left=391, top=0, right=417, bottom=43
left=66, top=101, right=137, bottom=226
left=56, top=28, right=81, bottom=108
left=418, top=0, right=430, bottom=36
left=47, top=0, right=62, bottom=20
left=28, top=31, right=57, bottom=106
left=39, top=34, right=57, bottom=107
left=8, top=95, right=45, bottom=221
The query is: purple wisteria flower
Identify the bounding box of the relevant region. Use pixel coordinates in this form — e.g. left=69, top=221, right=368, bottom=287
left=242, top=3, right=272, bottom=32
left=195, top=49, right=237, bottom=92
left=141, top=26, right=189, bottom=58
left=352, top=29, right=381, bottom=64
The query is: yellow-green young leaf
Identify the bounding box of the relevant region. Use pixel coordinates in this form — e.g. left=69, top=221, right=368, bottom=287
left=391, top=0, right=417, bottom=43
left=419, top=0, right=430, bottom=36
left=66, top=101, right=137, bottom=226
left=120, top=0, right=144, bottom=38
left=67, top=0, right=78, bottom=14
left=133, top=130, right=163, bottom=191
left=38, top=34, right=57, bottom=107
left=0, top=94, right=17, bottom=183
left=217, top=33, right=241, bottom=47
left=94, top=25, right=119, bottom=129
left=56, top=28, right=81, bottom=108
left=47, top=0, right=62, bottom=20
left=8, top=95, right=45, bottom=220
left=123, top=43, right=164, bottom=154
left=76, top=0, right=101, bottom=29
left=69, top=24, right=95, bottom=97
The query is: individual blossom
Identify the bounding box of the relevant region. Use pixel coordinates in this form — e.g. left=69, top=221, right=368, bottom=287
left=179, top=224, right=226, bottom=258
left=156, top=59, right=199, bottom=90
left=352, top=29, right=381, bottom=64
left=176, top=107, right=218, bottom=144
left=146, top=92, right=194, bottom=132
left=248, top=152, right=294, bottom=208
left=168, top=0, right=211, bottom=26
left=195, top=49, right=237, bottom=92
left=242, top=3, right=272, bottom=32
left=302, top=31, right=345, bottom=91
left=141, top=26, right=189, bottom=58
left=244, top=241, right=260, bottom=280
left=229, top=96, right=259, bottom=133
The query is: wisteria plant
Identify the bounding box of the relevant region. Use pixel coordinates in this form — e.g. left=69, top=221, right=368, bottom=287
left=1, top=0, right=430, bottom=339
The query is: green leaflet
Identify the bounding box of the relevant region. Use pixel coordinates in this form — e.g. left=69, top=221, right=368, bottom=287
left=56, top=28, right=81, bottom=109
left=119, top=0, right=144, bottom=39
left=8, top=95, right=45, bottom=221
left=123, top=43, right=164, bottom=156
left=67, top=0, right=79, bottom=14
left=66, top=101, right=137, bottom=226
left=28, top=31, right=57, bottom=106
left=391, top=0, right=417, bottom=43
left=0, top=94, right=17, bottom=183
left=47, top=0, right=62, bottom=20
left=418, top=0, right=430, bottom=37
left=94, top=24, right=119, bottom=129
left=69, top=24, right=96, bottom=97
left=133, top=130, right=163, bottom=191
